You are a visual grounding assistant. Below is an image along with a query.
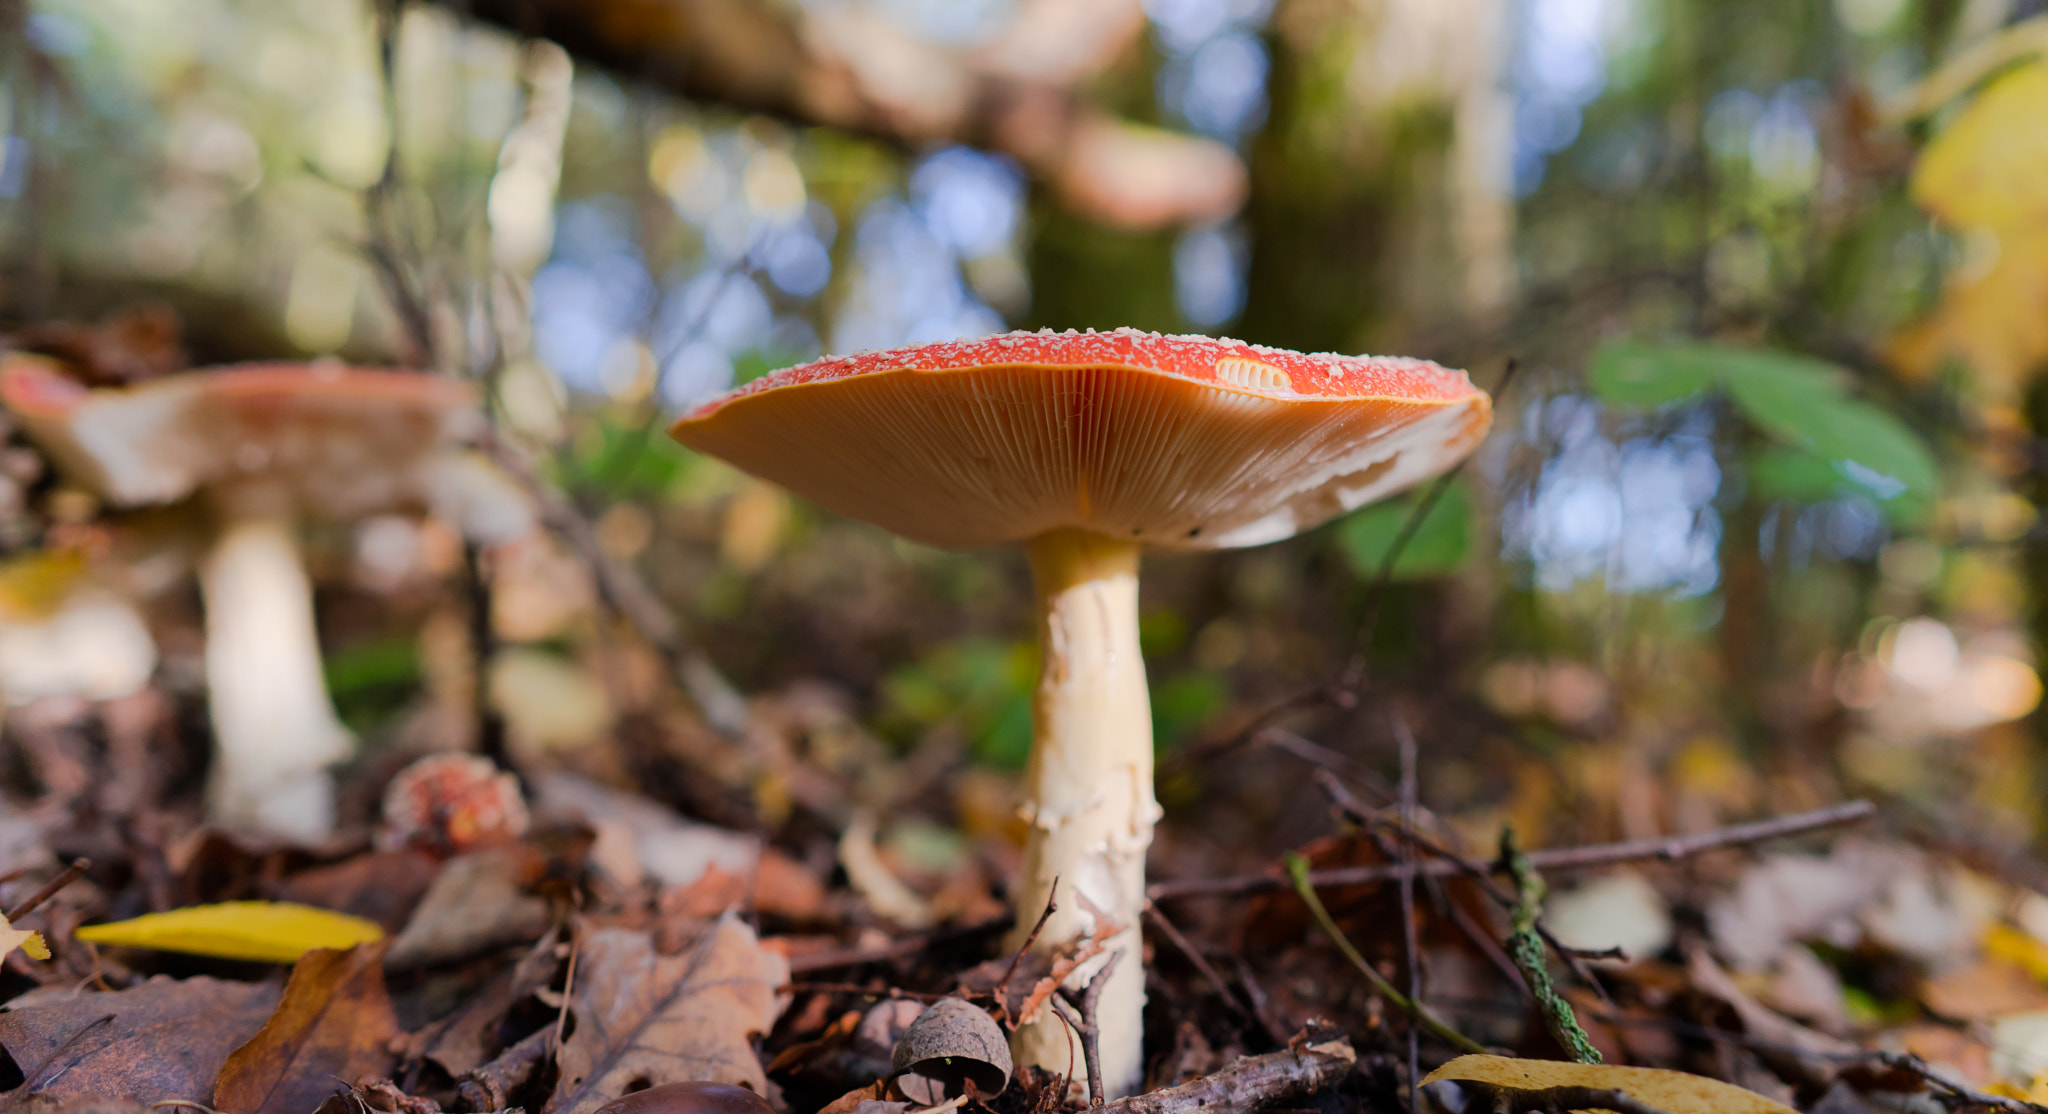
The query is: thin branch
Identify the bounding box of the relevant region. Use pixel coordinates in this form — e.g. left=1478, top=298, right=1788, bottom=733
left=1151, top=799, right=1877, bottom=900
left=1141, top=901, right=1250, bottom=1024
left=991, top=882, right=1058, bottom=1025
left=1094, top=1034, right=1357, bottom=1114
left=1053, top=948, right=1122, bottom=1106
left=1317, top=769, right=1610, bottom=998
left=4, top=859, right=88, bottom=921
left=1283, top=852, right=1487, bottom=1055
left=1395, top=719, right=1423, bottom=1111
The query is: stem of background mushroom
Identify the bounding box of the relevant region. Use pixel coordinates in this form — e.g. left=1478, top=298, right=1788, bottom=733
left=1012, top=529, right=1155, bottom=1100
left=199, top=515, right=355, bottom=842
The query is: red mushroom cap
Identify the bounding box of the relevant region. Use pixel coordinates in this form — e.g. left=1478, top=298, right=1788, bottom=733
left=671, top=328, right=1492, bottom=551
left=0, top=356, right=478, bottom=518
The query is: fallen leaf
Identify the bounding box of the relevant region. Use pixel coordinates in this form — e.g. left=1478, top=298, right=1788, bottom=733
left=1421, top=1054, right=1800, bottom=1114
left=1923, top=957, right=2048, bottom=1022
left=273, top=849, right=443, bottom=933
left=74, top=901, right=384, bottom=964
left=0, top=911, right=48, bottom=962
left=547, top=913, right=789, bottom=1114
left=421, top=929, right=564, bottom=1077
left=385, top=847, right=551, bottom=969
left=0, top=976, right=280, bottom=1110
left=214, top=943, right=399, bottom=1114
left=1988, top=923, right=2048, bottom=982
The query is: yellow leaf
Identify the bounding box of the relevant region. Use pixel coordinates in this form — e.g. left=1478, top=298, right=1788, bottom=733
left=1988, top=923, right=2048, bottom=982
left=1911, top=63, right=2048, bottom=231
left=0, top=549, right=90, bottom=623
left=74, top=901, right=384, bottom=964
left=1888, top=226, right=2048, bottom=391
left=0, top=913, right=49, bottom=961
left=1421, top=1054, right=1799, bottom=1114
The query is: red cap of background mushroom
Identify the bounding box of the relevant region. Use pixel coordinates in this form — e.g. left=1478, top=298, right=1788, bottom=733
left=0, top=355, right=485, bottom=843
left=672, top=328, right=1490, bottom=551
left=671, top=328, right=1492, bottom=1098
left=0, top=355, right=478, bottom=516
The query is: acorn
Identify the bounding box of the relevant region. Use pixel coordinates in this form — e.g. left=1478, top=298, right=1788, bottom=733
left=590, top=1081, right=775, bottom=1114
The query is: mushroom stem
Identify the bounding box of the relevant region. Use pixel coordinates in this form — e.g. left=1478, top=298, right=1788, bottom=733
left=199, top=515, right=353, bottom=841
left=1012, top=529, right=1155, bottom=1099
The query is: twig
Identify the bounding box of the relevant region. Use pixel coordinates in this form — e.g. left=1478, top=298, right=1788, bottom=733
left=5, top=859, right=88, bottom=921
left=779, top=982, right=953, bottom=1002
left=1499, top=826, right=1600, bottom=1063
left=474, top=426, right=748, bottom=735
left=1053, top=948, right=1122, bottom=1106
left=1865, top=1052, right=2048, bottom=1114
left=1316, top=770, right=1609, bottom=998
left=1095, top=1033, right=1356, bottom=1114
left=549, top=933, right=579, bottom=1060
left=1141, top=901, right=1250, bottom=1023
left=1282, top=852, right=1487, bottom=1055
left=787, top=916, right=1013, bottom=974
left=1395, top=720, right=1423, bottom=1111
left=993, top=882, right=1059, bottom=1019
left=1150, top=800, right=1877, bottom=899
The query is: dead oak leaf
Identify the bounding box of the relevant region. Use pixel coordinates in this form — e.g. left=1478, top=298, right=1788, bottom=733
left=0, top=976, right=279, bottom=1111
left=546, top=913, right=788, bottom=1114
left=214, top=942, right=398, bottom=1114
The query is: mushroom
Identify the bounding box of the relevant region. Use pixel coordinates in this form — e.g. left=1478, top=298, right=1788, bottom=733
left=671, top=328, right=1492, bottom=1095
left=0, top=355, right=484, bottom=842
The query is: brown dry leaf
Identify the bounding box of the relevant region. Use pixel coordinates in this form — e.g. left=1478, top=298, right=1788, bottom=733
left=547, top=912, right=789, bottom=1114
left=0, top=976, right=280, bottom=1110
left=421, top=929, right=565, bottom=1078
left=385, top=846, right=551, bottom=969
left=1923, top=958, right=2048, bottom=1022
left=274, top=849, right=443, bottom=934
left=214, top=943, right=399, bottom=1114
left=1421, top=1054, right=1800, bottom=1114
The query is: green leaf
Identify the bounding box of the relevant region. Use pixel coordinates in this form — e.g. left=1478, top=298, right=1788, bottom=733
left=1336, top=481, right=1472, bottom=580
left=1152, top=672, right=1229, bottom=751
left=1748, top=446, right=1849, bottom=505
left=1594, top=341, right=1939, bottom=513
left=1586, top=342, right=1724, bottom=406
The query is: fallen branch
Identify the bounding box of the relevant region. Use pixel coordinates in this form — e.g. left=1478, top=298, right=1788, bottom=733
left=1096, top=1036, right=1357, bottom=1114
left=1151, top=800, right=1877, bottom=900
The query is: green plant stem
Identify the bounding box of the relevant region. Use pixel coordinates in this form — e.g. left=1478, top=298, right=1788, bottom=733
left=1500, top=827, right=1602, bottom=1064
left=1283, top=852, right=1486, bottom=1055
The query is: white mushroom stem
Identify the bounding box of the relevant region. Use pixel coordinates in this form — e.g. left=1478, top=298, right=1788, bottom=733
left=199, top=515, right=353, bottom=842
left=1010, top=529, right=1156, bottom=1099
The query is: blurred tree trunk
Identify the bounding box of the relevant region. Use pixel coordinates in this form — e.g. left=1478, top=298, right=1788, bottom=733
left=1240, top=0, right=1514, bottom=357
